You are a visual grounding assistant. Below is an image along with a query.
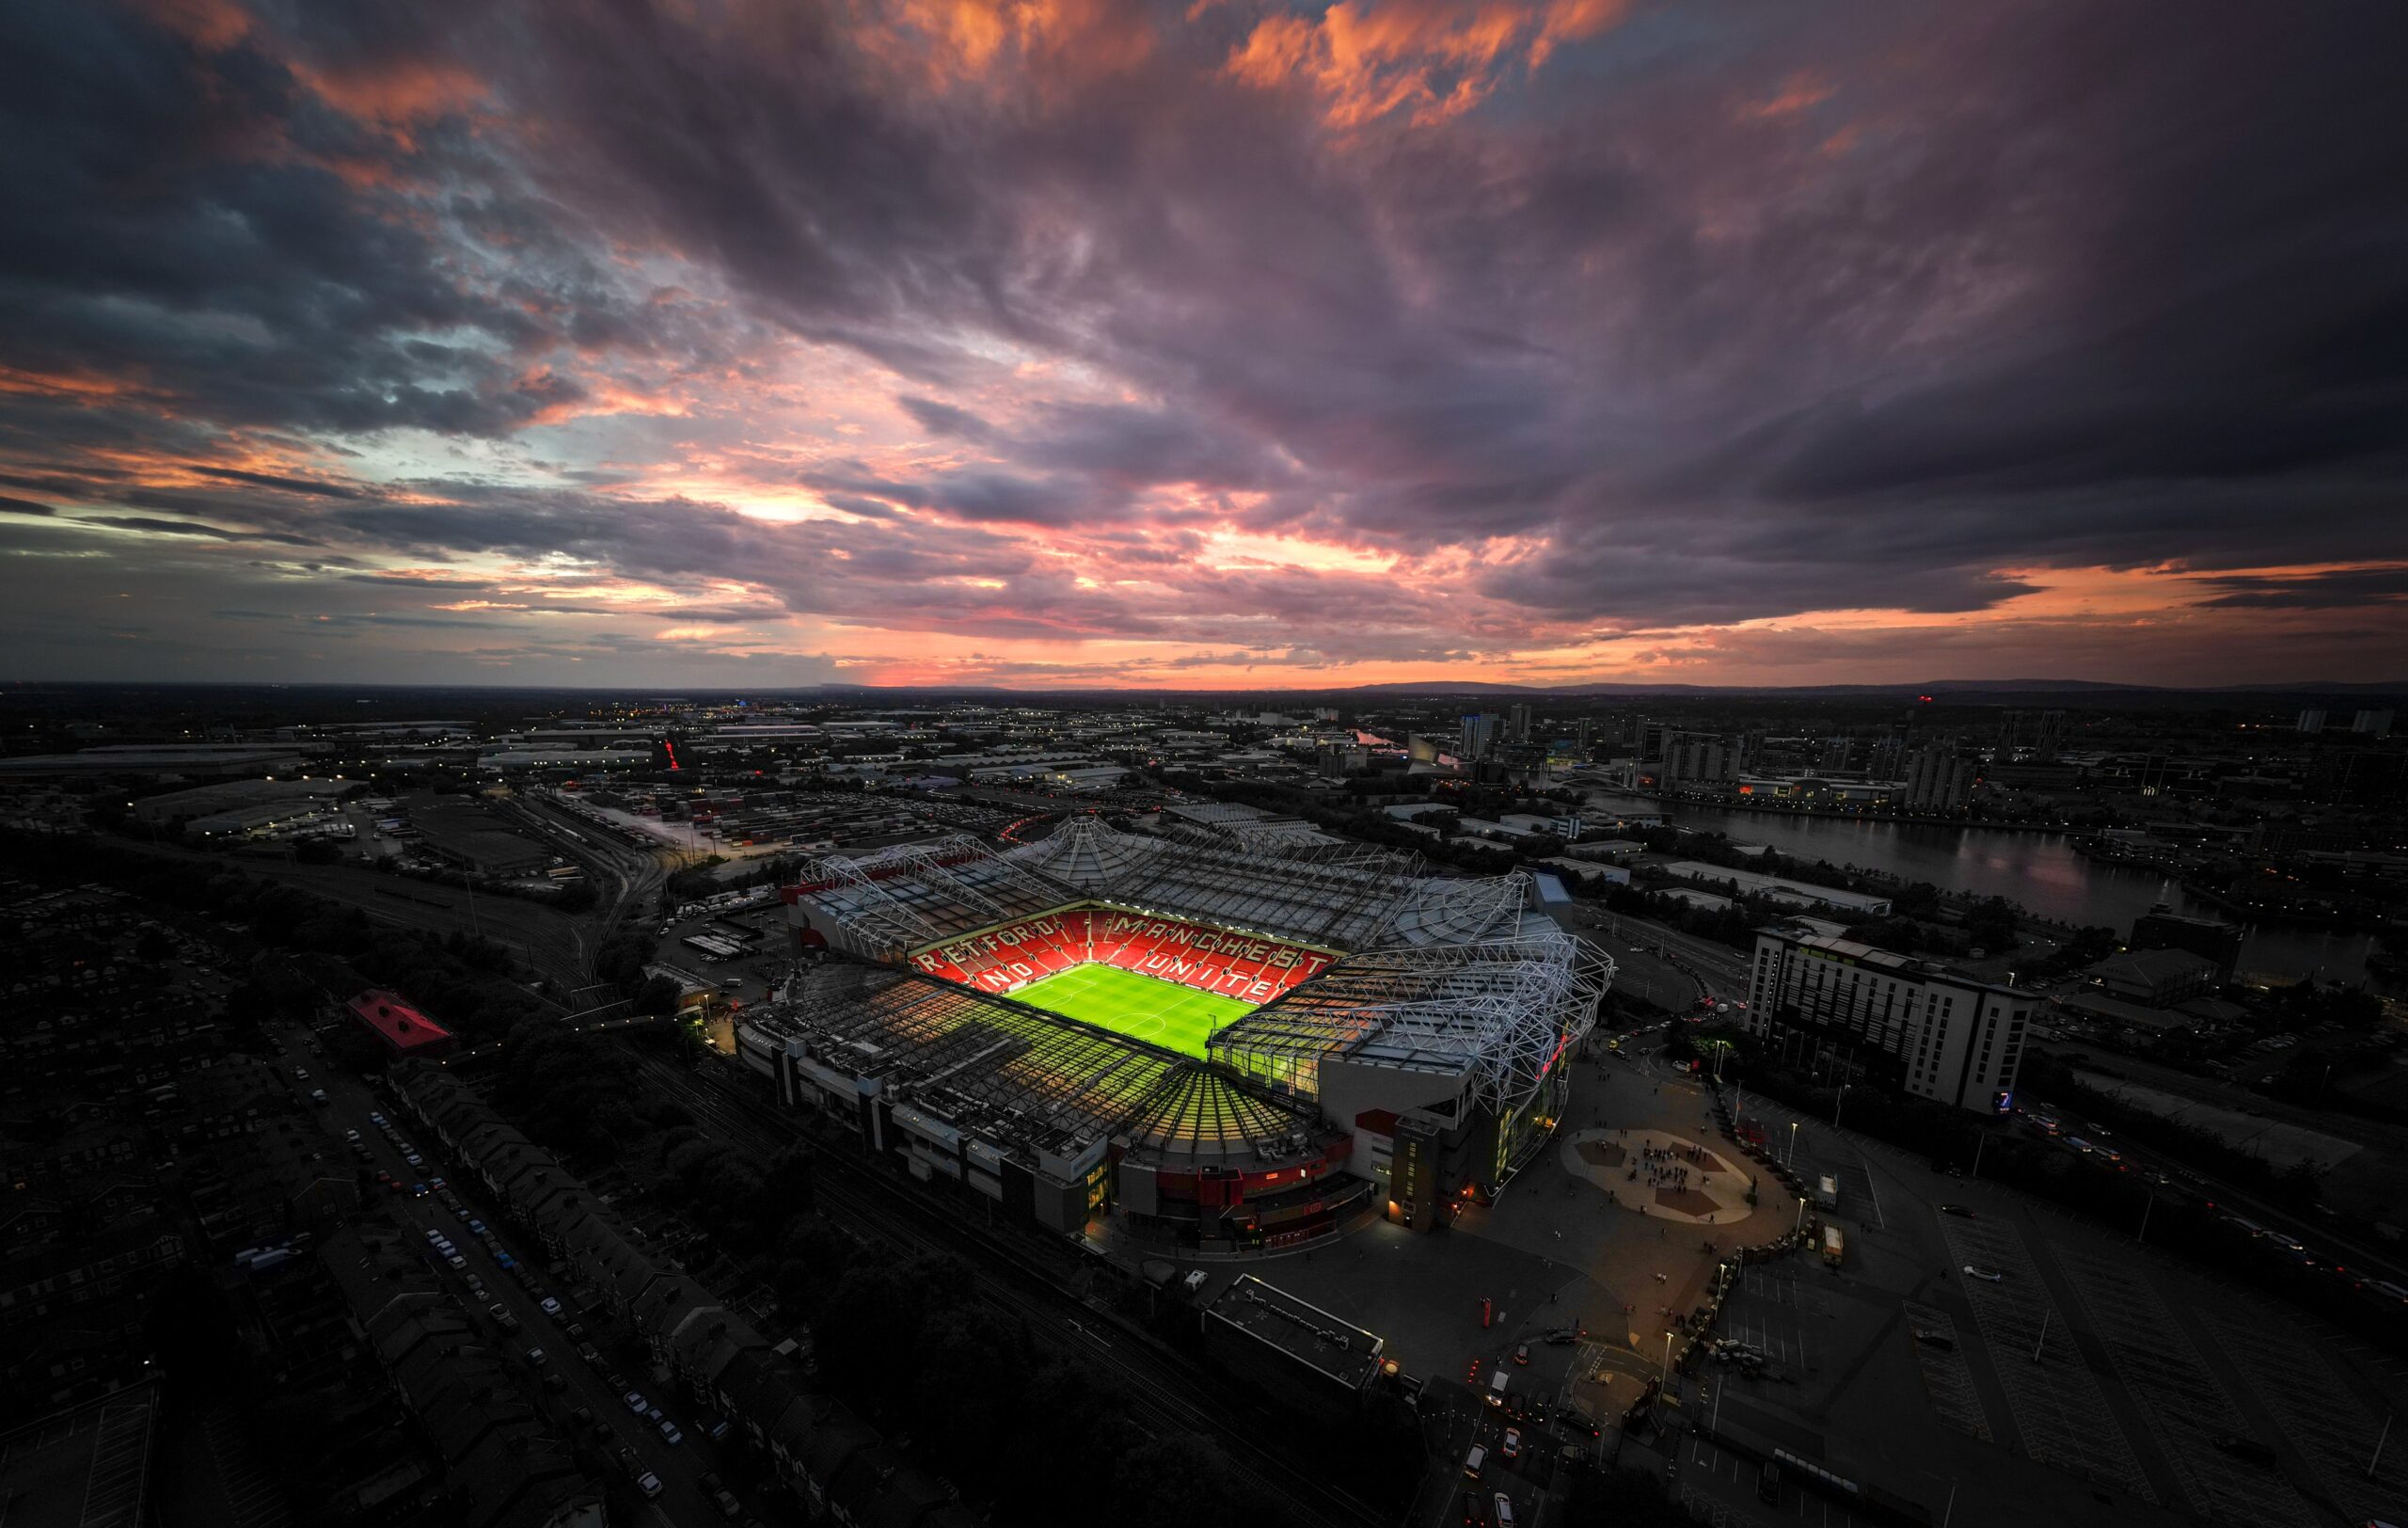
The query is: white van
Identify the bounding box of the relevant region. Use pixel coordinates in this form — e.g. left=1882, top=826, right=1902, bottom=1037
left=1462, top=1445, right=1485, bottom=1480
left=1488, top=1370, right=1510, bottom=1407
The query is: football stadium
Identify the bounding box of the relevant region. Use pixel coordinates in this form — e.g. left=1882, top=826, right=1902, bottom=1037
left=738, top=816, right=1611, bottom=1253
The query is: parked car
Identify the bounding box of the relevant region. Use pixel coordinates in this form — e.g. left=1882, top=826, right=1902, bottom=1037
left=1963, top=1265, right=2004, bottom=1282
left=625, top=1391, right=649, bottom=1415
left=2213, top=1434, right=2277, bottom=1468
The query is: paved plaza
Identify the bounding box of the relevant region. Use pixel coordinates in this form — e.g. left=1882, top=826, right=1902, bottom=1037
left=1265, top=1027, right=2408, bottom=1528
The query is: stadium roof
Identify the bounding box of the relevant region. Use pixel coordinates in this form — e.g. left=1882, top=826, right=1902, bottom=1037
left=782, top=838, right=1070, bottom=951
left=1210, top=923, right=1610, bottom=1118
left=779, top=816, right=1614, bottom=1127
left=759, top=961, right=1327, bottom=1169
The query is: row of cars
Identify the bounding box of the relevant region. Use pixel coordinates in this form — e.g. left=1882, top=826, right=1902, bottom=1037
left=376, top=1107, right=744, bottom=1515
left=2020, top=1104, right=2408, bottom=1309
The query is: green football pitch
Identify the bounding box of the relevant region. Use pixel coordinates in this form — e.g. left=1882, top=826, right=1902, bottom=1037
left=1011, top=963, right=1255, bottom=1058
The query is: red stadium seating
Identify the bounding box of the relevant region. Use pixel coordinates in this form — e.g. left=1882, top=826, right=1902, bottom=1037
left=906, top=905, right=1332, bottom=1004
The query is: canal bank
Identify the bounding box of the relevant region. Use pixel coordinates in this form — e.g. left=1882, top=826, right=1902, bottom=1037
left=1577, top=792, right=2382, bottom=985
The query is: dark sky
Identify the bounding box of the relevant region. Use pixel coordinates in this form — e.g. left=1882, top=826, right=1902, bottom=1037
left=3, top=0, right=2404, bottom=687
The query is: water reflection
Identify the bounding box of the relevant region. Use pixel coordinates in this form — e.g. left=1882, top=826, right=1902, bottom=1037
left=1581, top=793, right=2376, bottom=982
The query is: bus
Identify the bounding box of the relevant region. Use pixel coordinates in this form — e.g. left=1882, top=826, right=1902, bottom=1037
left=1822, top=1226, right=1846, bottom=1266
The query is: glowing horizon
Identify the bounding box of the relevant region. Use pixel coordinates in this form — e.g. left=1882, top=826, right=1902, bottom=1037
left=1, top=2, right=2401, bottom=689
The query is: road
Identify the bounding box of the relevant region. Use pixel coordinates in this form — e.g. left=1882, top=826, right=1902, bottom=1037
left=270, top=1021, right=741, bottom=1523
left=1418, top=1362, right=1568, bottom=1528
left=632, top=1054, right=1392, bottom=1528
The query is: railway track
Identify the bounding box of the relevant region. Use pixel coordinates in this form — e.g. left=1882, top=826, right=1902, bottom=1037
left=632, top=1057, right=1392, bottom=1528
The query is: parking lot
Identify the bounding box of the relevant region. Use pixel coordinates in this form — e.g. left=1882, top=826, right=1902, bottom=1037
left=1717, top=1262, right=1828, bottom=1377
left=2052, top=1245, right=2314, bottom=1528
left=1937, top=1216, right=2158, bottom=1500
left=1704, top=1074, right=2408, bottom=1528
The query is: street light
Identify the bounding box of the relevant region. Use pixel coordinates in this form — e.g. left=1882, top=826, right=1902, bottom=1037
left=1795, top=1195, right=1807, bottom=1235
left=1833, top=1083, right=1849, bottom=1131
left=1787, top=1121, right=1799, bottom=1167
left=1662, top=1330, right=1674, bottom=1384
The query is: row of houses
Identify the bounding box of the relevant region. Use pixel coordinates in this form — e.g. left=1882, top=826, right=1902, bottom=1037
left=390, top=1065, right=979, bottom=1528
left=361, top=1288, right=606, bottom=1528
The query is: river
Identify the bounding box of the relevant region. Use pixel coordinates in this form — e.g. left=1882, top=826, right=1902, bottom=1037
left=1579, top=793, right=2380, bottom=984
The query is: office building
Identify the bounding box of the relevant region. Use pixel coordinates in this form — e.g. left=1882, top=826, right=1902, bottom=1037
left=1746, top=924, right=2028, bottom=1113
left=1508, top=703, right=1533, bottom=744
left=2354, top=708, right=2395, bottom=737
left=2297, top=709, right=2327, bottom=734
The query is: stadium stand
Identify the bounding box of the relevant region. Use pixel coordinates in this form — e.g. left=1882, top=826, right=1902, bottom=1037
left=768, top=815, right=1614, bottom=1249
left=905, top=905, right=1335, bottom=1004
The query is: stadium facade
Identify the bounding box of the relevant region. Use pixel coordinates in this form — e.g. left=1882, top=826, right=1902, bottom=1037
left=739, top=817, right=1611, bottom=1253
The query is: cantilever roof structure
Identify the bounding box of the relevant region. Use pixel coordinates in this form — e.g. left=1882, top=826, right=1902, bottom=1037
left=1210, top=924, right=1610, bottom=1117
left=776, top=815, right=1614, bottom=1153
left=783, top=836, right=1069, bottom=953
left=773, top=961, right=1319, bottom=1163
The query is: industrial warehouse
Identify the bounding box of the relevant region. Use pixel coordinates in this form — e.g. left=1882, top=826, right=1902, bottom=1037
left=737, top=817, right=1612, bottom=1253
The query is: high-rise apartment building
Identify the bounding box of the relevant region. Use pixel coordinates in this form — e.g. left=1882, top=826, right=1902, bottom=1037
left=1902, top=744, right=1974, bottom=812
left=1662, top=733, right=1737, bottom=788
left=2002, top=708, right=2067, bottom=758
left=2297, top=709, right=2327, bottom=734
left=1460, top=712, right=1500, bottom=760
left=1508, top=702, right=1533, bottom=743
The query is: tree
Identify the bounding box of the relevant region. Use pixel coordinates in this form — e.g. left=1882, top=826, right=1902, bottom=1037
left=635, top=975, right=681, bottom=1015
left=1962, top=895, right=2020, bottom=952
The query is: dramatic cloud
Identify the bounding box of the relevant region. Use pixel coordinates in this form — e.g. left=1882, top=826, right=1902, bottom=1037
left=2, top=0, right=2403, bottom=687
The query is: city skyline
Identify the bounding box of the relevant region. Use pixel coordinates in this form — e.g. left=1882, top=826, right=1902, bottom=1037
left=4, top=1, right=2405, bottom=690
